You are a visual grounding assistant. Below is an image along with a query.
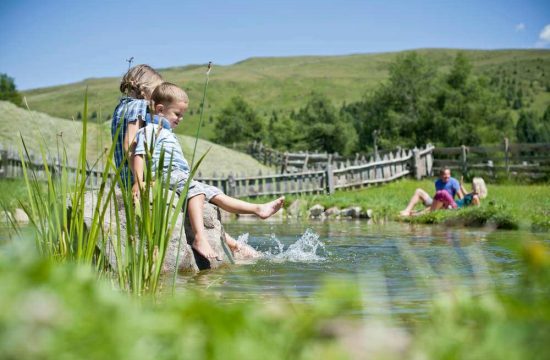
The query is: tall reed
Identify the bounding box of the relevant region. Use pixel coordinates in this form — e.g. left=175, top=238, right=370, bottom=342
left=19, top=89, right=207, bottom=296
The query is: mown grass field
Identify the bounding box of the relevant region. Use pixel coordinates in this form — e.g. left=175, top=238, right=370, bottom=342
left=0, top=101, right=273, bottom=177
left=22, top=49, right=550, bottom=140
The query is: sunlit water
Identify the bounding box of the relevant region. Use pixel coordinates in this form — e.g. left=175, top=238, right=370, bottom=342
left=177, top=220, right=549, bottom=321
left=2, top=221, right=547, bottom=323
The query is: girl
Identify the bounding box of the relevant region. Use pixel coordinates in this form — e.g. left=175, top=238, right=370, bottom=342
left=111, top=64, right=163, bottom=187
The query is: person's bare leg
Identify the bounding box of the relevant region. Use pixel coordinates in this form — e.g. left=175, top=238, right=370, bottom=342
left=430, top=200, right=444, bottom=212
left=188, top=195, right=220, bottom=260
left=224, top=232, right=239, bottom=252
left=211, top=194, right=284, bottom=219
left=225, top=232, right=262, bottom=258
left=400, top=188, right=431, bottom=216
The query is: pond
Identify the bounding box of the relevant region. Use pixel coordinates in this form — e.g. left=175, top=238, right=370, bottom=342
left=177, top=220, right=549, bottom=322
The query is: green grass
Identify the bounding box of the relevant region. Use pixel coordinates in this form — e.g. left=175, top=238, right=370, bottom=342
left=278, top=179, right=550, bottom=229
left=22, top=49, right=550, bottom=140
left=0, top=178, right=38, bottom=212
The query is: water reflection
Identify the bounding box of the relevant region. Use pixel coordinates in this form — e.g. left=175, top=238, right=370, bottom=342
left=177, top=220, right=546, bottom=320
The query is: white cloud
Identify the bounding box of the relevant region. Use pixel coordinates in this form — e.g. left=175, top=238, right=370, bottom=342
left=515, top=23, right=525, bottom=32
left=540, top=24, right=550, bottom=42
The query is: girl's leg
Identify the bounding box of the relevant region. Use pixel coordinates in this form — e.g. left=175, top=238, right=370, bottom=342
left=430, top=200, right=445, bottom=211
left=400, top=188, right=431, bottom=216
left=188, top=195, right=220, bottom=260
left=210, top=194, right=284, bottom=219
left=224, top=232, right=262, bottom=259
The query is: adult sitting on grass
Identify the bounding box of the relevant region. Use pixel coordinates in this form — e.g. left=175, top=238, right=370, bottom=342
left=400, top=167, right=463, bottom=217
left=413, top=177, right=488, bottom=215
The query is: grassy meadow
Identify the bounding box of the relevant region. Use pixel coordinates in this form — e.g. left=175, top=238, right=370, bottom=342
left=22, top=49, right=550, bottom=140
left=0, top=101, right=273, bottom=176
left=276, top=179, right=550, bottom=230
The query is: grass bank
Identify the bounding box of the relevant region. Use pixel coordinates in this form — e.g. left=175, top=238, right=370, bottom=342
left=280, top=179, right=550, bottom=231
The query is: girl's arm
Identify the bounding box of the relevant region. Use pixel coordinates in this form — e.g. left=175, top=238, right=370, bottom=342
left=459, top=176, right=468, bottom=198
left=125, top=119, right=144, bottom=174
left=132, top=154, right=145, bottom=199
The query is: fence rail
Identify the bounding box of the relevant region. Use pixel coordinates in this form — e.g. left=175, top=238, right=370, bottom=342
left=4, top=139, right=549, bottom=197
left=247, top=141, right=397, bottom=173
left=433, top=139, right=550, bottom=178
left=0, top=143, right=434, bottom=198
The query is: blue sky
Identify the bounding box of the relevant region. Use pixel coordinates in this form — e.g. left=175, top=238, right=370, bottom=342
left=0, top=0, right=548, bottom=90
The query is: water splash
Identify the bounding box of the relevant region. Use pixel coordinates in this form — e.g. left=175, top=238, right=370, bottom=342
left=266, top=228, right=327, bottom=262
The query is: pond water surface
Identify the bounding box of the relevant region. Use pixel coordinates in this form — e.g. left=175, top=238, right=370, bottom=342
left=177, top=220, right=549, bottom=322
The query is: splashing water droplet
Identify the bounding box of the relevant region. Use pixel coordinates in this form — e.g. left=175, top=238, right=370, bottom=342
left=267, top=228, right=326, bottom=263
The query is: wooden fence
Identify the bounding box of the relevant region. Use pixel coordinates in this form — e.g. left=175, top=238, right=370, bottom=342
left=198, top=145, right=434, bottom=197
left=433, top=139, right=550, bottom=179
left=1, top=143, right=434, bottom=198
left=0, top=145, right=105, bottom=188
left=248, top=141, right=397, bottom=173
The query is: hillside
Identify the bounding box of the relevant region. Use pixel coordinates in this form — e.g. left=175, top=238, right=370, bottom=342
left=0, top=101, right=273, bottom=176
left=23, top=49, right=550, bottom=140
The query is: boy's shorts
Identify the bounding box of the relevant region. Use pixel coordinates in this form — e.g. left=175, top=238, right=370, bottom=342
left=187, top=180, right=223, bottom=202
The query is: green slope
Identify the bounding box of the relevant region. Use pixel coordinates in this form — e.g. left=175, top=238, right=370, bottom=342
left=22, top=48, right=550, bottom=140
left=0, top=101, right=273, bottom=176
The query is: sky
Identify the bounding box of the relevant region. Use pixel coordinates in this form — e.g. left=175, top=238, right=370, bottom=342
left=0, top=0, right=549, bottom=90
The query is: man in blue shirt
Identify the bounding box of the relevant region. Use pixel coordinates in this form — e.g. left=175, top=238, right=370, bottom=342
left=400, top=167, right=463, bottom=216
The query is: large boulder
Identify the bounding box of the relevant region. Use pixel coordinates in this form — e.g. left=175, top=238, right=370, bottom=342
left=80, top=188, right=239, bottom=273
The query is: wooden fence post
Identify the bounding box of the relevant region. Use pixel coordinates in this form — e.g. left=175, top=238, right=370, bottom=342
left=504, top=137, right=510, bottom=177
left=412, top=148, right=421, bottom=180
left=227, top=174, right=236, bottom=197
left=461, top=145, right=468, bottom=175
left=0, top=150, right=7, bottom=179
left=326, top=163, right=335, bottom=194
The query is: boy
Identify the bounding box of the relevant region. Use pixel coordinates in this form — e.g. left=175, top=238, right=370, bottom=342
left=133, top=82, right=284, bottom=260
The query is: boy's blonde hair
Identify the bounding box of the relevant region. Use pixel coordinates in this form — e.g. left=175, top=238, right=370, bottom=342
left=472, top=177, right=488, bottom=199
left=151, top=82, right=189, bottom=107
left=120, top=64, right=163, bottom=99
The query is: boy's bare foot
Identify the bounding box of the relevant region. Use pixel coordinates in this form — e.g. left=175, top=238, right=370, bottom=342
left=257, top=196, right=285, bottom=219
left=399, top=210, right=411, bottom=217
left=192, top=234, right=221, bottom=261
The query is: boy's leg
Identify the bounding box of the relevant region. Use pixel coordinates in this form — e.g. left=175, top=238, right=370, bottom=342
left=188, top=195, right=220, bottom=260
left=210, top=194, right=284, bottom=219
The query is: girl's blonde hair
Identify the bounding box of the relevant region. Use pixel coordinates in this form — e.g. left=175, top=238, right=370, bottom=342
left=120, top=64, right=163, bottom=99
left=472, top=177, right=488, bottom=199
left=151, top=82, right=189, bottom=107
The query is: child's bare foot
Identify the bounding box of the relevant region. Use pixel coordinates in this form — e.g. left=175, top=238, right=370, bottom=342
left=224, top=233, right=262, bottom=259
left=192, top=234, right=221, bottom=261
left=399, top=210, right=411, bottom=217
left=257, top=196, right=285, bottom=219
left=233, top=243, right=262, bottom=260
